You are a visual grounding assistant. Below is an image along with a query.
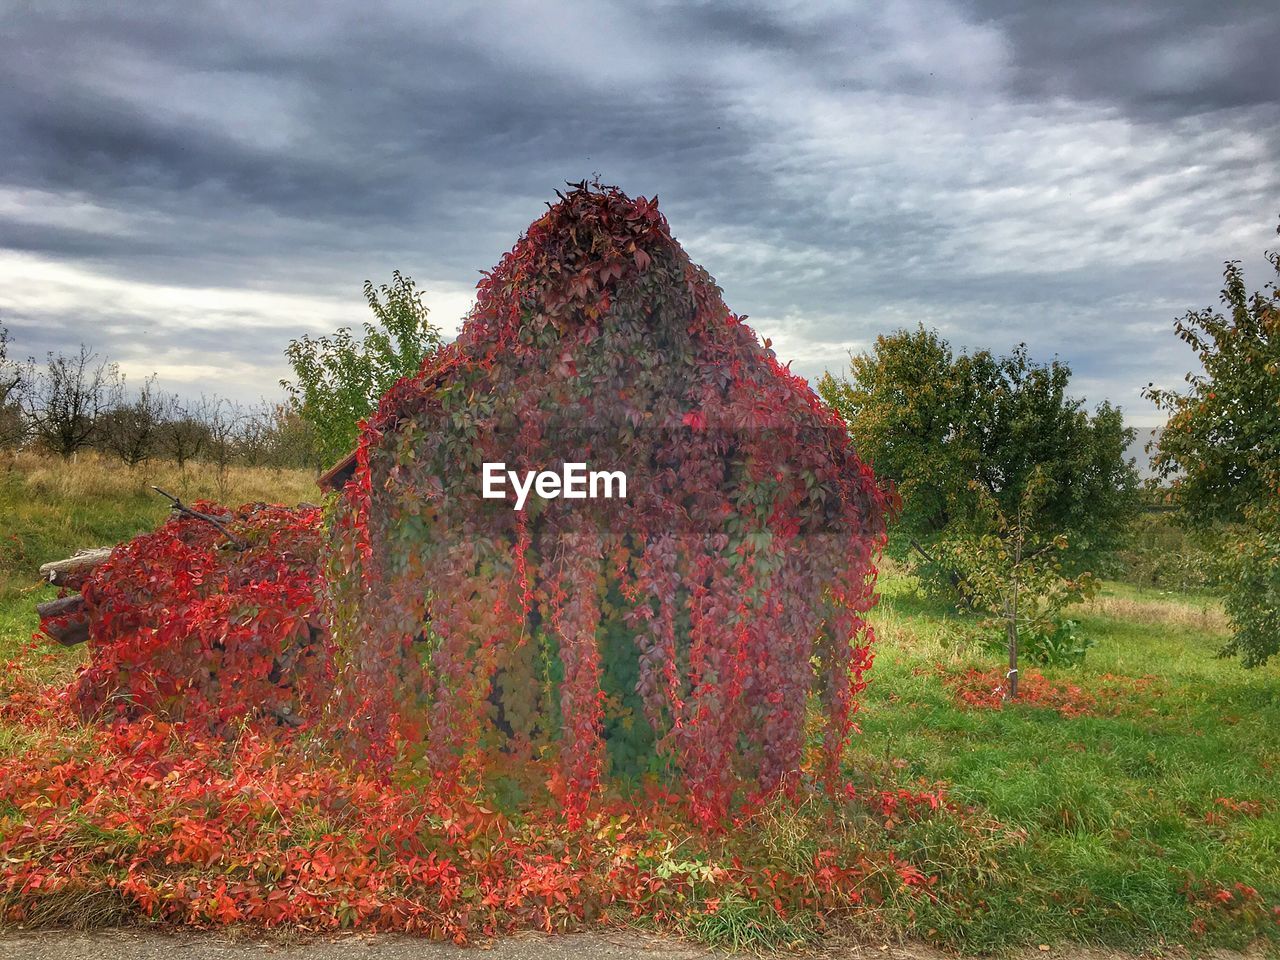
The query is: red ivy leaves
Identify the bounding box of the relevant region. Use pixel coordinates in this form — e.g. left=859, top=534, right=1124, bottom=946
left=328, top=182, right=890, bottom=825
left=72, top=503, right=327, bottom=732
left=0, top=673, right=960, bottom=940
left=943, top=667, right=1159, bottom=719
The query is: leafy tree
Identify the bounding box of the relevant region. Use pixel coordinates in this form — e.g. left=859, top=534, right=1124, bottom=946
left=819, top=326, right=1140, bottom=591
left=24, top=344, right=112, bottom=458
left=282, top=271, right=443, bottom=464
left=1144, top=224, right=1280, bottom=666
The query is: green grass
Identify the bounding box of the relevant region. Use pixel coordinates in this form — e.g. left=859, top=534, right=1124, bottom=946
left=2, top=453, right=1279, bottom=953
left=675, top=895, right=821, bottom=951
left=0, top=450, right=317, bottom=666
left=857, top=571, right=1280, bottom=952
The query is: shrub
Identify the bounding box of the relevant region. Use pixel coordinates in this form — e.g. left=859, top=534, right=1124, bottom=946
left=984, top=617, right=1092, bottom=668
left=326, top=183, right=889, bottom=825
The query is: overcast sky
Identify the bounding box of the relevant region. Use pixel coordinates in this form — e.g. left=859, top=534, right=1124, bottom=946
left=1, top=0, right=1277, bottom=427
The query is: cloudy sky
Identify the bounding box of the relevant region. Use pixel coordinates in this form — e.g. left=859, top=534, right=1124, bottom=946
left=1, top=0, right=1277, bottom=427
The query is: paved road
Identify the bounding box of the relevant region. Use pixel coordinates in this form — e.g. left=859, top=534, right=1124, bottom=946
left=0, top=929, right=1263, bottom=960
left=0, top=930, right=936, bottom=960
left=0, top=931, right=723, bottom=960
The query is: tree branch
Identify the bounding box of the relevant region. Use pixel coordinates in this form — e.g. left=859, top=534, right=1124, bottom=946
left=151, top=486, right=247, bottom=549
left=909, top=536, right=973, bottom=595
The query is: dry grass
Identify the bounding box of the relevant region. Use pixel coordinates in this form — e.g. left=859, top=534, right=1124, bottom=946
left=1079, top=591, right=1229, bottom=634
left=871, top=562, right=983, bottom=667
left=0, top=451, right=319, bottom=614
left=4, top=449, right=319, bottom=508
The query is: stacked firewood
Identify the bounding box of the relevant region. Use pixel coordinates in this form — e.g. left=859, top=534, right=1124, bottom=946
left=35, top=547, right=113, bottom=646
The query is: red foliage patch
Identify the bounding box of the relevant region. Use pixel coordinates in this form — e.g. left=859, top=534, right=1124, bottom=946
left=71, top=503, right=328, bottom=732
left=1184, top=879, right=1280, bottom=938
left=1203, top=797, right=1266, bottom=826
left=944, top=667, right=1158, bottom=718
left=0, top=663, right=953, bottom=940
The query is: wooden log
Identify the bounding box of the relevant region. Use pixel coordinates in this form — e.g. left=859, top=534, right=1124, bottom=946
left=36, top=594, right=85, bottom=619
left=38, top=547, right=113, bottom=589
left=37, top=593, right=90, bottom=647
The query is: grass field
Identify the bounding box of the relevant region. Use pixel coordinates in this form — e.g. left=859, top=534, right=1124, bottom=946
left=1, top=452, right=1278, bottom=953
left=857, top=571, right=1280, bottom=951
left=0, top=451, right=318, bottom=674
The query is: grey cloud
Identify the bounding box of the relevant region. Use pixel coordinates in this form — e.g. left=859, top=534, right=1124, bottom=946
left=0, top=0, right=1275, bottom=423
left=959, top=0, right=1280, bottom=118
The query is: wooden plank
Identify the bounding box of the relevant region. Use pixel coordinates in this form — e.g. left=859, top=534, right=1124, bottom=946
left=318, top=450, right=358, bottom=491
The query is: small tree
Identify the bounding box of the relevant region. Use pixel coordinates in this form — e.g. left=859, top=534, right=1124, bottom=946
left=282, top=271, right=443, bottom=464
left=100, top=372, right=164, bottom=466
left=234, top=401, right=274, bottom=468
left=24, top=345, right=112, bottom=458
left=940, top=474, right=1098, bottom=695
left=819, top=326, right=1140, bottom=593
left=1144, top=222, right=1280, bottom=666
left=200, top=396, right=241, bottom=491
left=261, top=402, right=320, bottom=471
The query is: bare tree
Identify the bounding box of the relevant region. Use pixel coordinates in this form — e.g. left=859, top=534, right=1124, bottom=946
left=100, top=372, right=164, bottom=466
left=0, top=325, right=28, bottom=447
left=24, top=345, right=113, bottom=458
left=201, top=395, right=241, bottom=488
left=264, top=402, right=321, bottom=471
left=235, top=401, right=321, bottom=471
left=156, top=393, right=209, bottom=470
left=235, top=401, right=274, bottom=468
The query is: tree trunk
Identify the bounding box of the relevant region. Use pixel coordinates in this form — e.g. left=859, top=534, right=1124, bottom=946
left=1006, top=614, right=1019, bottom=700
left=1006, top=515, right=1023, bottom=701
